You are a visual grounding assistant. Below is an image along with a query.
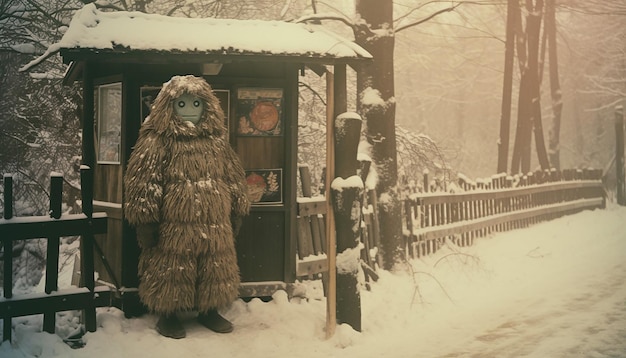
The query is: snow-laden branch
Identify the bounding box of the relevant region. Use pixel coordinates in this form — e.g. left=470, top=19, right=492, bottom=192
left=295, top=12, right=355, bottom=30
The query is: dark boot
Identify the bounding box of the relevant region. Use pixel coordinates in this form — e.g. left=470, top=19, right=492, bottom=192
left=197, top=310, right=233, bottom=333
left=156, top=314, right=186, bottom=339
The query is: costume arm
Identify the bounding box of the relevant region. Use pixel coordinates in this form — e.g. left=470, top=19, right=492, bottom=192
left=123, top=131, right=166, bottom=226
left=224, top=145, right=250, bottom=217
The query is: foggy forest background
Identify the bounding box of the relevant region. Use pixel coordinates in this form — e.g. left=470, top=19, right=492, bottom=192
left=1, top=0, right=625, bottom=215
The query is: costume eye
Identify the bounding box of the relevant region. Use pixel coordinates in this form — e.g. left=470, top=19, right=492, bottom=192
left=193, top=100, right=201, bottom=107
left=177, top=100, right=185, bottom=108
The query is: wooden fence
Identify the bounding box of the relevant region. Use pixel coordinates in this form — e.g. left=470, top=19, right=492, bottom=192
left=403, top=168, right=606, bottom=259
left=0, top=167, right=110, bottom=343
left=296, top=164, right=380, bottom=289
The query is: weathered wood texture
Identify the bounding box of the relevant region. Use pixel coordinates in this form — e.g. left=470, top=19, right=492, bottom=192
left=404, top=169, right=605, bottom=259
left=0, top=168, right=110, bottom=342
left=616, top=106, right=625, bottom=206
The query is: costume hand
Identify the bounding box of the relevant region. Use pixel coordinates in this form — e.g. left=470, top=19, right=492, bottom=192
left=136, top=223, right=159, bottom=249
left=231, top=214, right=243, bottom=237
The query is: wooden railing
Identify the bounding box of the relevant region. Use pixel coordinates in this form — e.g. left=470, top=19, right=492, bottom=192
left=296, top=165, right=380, bottom=287
left=0, top=167, right=110, bottom=342
left=403, top=168, right=605, bottom=259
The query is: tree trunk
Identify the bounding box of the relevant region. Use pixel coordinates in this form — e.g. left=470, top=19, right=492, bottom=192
left=497, top=0, right=519, bottom=174
left=354, top=0, right=403, bottom=269
left=546, top=0, right=563, bottom=170
left=511, top=0, right=549, bottom=174
left=528, top=0, right=550, bottom=170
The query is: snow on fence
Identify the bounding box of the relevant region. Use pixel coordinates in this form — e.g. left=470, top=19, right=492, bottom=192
left=403, top=168, right=605, bottom=259
left=0, top=167, right=110, bottom=343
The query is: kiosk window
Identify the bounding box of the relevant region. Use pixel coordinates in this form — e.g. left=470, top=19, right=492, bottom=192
left=95, top=82, right=122, bottom=164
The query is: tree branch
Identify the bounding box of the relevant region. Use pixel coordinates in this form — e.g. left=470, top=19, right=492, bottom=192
left=295, top=13, right=356, bottom=31
left=299, top=82, right=327, bottom=106
left=395, top=3, right=463, bottom=33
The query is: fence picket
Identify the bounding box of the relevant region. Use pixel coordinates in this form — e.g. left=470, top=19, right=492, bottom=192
left=2, top=175, right=13, bottom=341
left=44, top=174, right=63, bottom=333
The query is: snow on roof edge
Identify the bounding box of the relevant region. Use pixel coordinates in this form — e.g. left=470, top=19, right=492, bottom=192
left=20, top=4, right=372, bottom=72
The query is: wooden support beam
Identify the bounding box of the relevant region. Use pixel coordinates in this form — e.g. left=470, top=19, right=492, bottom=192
left=0, top=213, right=108, bottom=240
left=325, top=69, right=337, bottom=340
left=0, top=287, right=111, bottom=318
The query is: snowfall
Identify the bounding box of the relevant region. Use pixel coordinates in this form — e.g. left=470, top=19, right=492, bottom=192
left=1, top=203, right=625, bottom=358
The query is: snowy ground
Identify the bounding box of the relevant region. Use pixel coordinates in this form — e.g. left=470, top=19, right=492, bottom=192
left=1, top=204, right=625, bottom=358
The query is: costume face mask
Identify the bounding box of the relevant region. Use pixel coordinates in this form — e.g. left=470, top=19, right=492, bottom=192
left=174, top=93, right=204, bottom=124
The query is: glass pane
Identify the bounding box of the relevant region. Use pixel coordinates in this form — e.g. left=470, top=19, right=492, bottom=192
left=97, top=83, right=122, bottom=164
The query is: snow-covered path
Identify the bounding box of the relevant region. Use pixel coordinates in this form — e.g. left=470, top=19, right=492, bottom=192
left=358, top=204, right=626, bottom=358
left=2, top=204, right=625, bottom=358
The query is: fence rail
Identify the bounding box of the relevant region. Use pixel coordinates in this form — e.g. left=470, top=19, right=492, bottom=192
left=403, top=168, right=605, bottom=259
left=0, top=167, right=110, bottom=343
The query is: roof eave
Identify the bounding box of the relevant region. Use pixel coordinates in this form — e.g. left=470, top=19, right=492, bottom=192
left=60, top=48, right=371, bottom=65
left=61, top=48, right=370, bottom=83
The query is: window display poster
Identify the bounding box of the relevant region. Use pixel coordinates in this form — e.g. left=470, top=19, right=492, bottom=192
left=245, top=169, right=283, bottom=204
left=236, top=88, right=283, bottom=136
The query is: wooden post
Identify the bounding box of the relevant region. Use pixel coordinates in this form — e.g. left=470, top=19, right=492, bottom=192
left=2, top=174, right=13, bottom=342
left=44, top=173, right=63, bottom=334
left=82, top=63, right=96, bottom=169
left=331, top=112, right=363, bottom=332
left=80, top=166, right=97, bottom=332
left=325, top=70, right=337, bottom=339
left=3, top=174, right=11, bottom=221
left=616, top=105, right=625, bottom=206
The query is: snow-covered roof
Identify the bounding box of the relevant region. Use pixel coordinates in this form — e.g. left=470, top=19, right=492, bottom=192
left=20, top=4, right=371, bottom=71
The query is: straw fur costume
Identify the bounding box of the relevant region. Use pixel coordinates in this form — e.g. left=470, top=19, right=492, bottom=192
left=124, top=75, right=250, bottom=317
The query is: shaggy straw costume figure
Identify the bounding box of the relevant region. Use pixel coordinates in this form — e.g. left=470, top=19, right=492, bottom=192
left=124, top=75, right=250, bottom=339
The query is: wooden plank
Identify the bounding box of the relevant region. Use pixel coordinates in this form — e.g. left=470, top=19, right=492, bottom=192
left=310, top=215, right=324, bottom=254
left=296, top=256, right=329, bottom=277
left=413, top=198, right=603, bottom=242
left=2, top=315, right=9, bottom=342
left=0, top=213, right=108, bottom=240
left=2, top=239, right=11, bottom=299
left=299, top=165, right=313, bottom=197
left=43, top=235, right=60, bottom=334
left=296, top=216, right=314, bottom=259
left=0, top=287, right=111, bottom=318
left=93, top=201, right=123, bottom=220
left=297, top=199, right=327, bottom=216
left=316, top=214, right=326, bottom=253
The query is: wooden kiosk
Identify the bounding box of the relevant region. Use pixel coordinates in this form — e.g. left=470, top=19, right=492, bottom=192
left=40, top=5, right=371, bottom=315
